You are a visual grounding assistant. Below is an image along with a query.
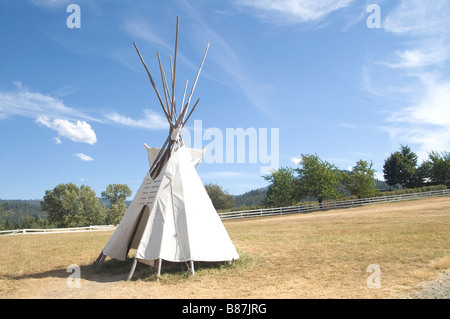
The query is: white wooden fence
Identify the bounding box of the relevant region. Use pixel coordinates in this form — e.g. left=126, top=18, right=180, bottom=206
left=219, top=189, right=450, bottom=220
left=1, top=189, right=449, bottom=235
left=0, top=225, right=115, bottom=236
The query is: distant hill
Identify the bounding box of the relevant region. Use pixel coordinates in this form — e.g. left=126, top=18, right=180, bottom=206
left=0, top=198, right=132, bottom=230
left=375, top=179, right=397, bottom=191
left=0, top=199, right=46, bottom=229
left=233, top=187, right=268, bottom=208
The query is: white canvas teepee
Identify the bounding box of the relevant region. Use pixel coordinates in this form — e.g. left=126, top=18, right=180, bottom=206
left=94, top=17, right=239, bottom=280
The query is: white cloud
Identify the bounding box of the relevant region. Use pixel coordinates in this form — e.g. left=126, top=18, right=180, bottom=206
left=374, top=172, right=384, bottom=181
left=383, top=0, right=449, bottom=36
left=382, top=76, right=450, bottom=158
left=0, top=82, right=97, bottom=122
left=236, top=0, right=354, bottom=24
left=36, top=115, right=97, bottom=145
left=406, top=79, right=450, bottom=127
left=0, top=82, right=171, bottom=146
left=0, top=82, right=99, bottom=144
left=35, top=114, right=51, bottom=127
left=381, top=0, right=450, bottom=70
left=74, top=153, right=94, bottom=162
left=289, top=157, right=302, bottom=165
left=386, top=43, right=450, bottom=69
left=382, top=1, right=450, bottom=69
left=105, top=109, right=169, bottom=130
left=362, top=0, right=450, bottom=159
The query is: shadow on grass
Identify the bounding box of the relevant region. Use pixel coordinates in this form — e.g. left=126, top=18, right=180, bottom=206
left=4, top=250, right=249, bottom=284
left=2, top=258, right=136, bottom=283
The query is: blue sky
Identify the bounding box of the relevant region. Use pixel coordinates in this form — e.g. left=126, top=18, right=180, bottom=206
left=1, top=0, right=449, bottom=200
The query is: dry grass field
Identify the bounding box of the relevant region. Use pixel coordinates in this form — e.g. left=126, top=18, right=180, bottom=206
left=1, top=197, right=449, bottom=299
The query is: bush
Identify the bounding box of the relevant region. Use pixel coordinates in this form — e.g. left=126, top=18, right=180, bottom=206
left=380, top=185, right=447, bottom=197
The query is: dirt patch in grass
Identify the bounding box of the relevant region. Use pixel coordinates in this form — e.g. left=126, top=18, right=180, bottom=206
left=1, top=197, right=449, bottom=299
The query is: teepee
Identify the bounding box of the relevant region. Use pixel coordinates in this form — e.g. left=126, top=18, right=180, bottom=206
left=94, top=17, right=239, bottom=280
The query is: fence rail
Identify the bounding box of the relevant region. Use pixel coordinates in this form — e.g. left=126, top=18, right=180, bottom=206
left=1, top=189, right=449, bottom=235
left=0, top=225, right=115, bottom=236
left=219, top=189, right=450, bottom=220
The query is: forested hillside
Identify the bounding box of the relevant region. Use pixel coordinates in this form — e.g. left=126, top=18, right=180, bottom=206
left=0, top=200, right=49, bottom=230
left=0, top=198, right=132, bottom=230
left=233, top=187, right=267, bottom=208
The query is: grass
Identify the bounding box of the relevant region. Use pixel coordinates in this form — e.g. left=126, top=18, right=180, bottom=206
left=0, top=197, right=449, bottom=298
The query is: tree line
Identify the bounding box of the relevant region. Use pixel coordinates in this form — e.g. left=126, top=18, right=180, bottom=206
left=0, top=200, right=47, bottom=230
left=1, top=145, right=448, bottom=230
left=0, top=183, right=133, bottom=230
left=262, top=145, right=449, bottom=208
left=38, top=183, right=132, bottom=228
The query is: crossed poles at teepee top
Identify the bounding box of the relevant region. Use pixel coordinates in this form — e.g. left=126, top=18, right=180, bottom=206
left=133, top=16, right=210, bottom=180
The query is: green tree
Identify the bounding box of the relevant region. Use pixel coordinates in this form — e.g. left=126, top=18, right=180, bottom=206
left=101, top=184, right=132, bottom=206
left=383, top=145, right=422, bottom=188
left=41, top=183, right=105, bottom=227
left=295, top=154, right=340, bottom=207
left=342, top=160, right=378, bottom=198
left=106, top=201, right=127, bottom=225
left=263, top=167, right=297, bottom=207
left=421, top=151, right=450, bottom=187
left=79, top=185, right=106, bottom=226
left=101, top=184, right=132, bottom=225
left=204, top=183, right=234, bottom=210
left=41, top=183, right=78, bottom=227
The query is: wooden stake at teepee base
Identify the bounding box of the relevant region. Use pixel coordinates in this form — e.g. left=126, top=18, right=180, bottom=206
left=156, top=258, right=162, bottom=281
left=93, top=16, right=239, bottom=282
left=94, top=252, right=106, bottom=273
left=127, top=258, right=138, bottom=281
